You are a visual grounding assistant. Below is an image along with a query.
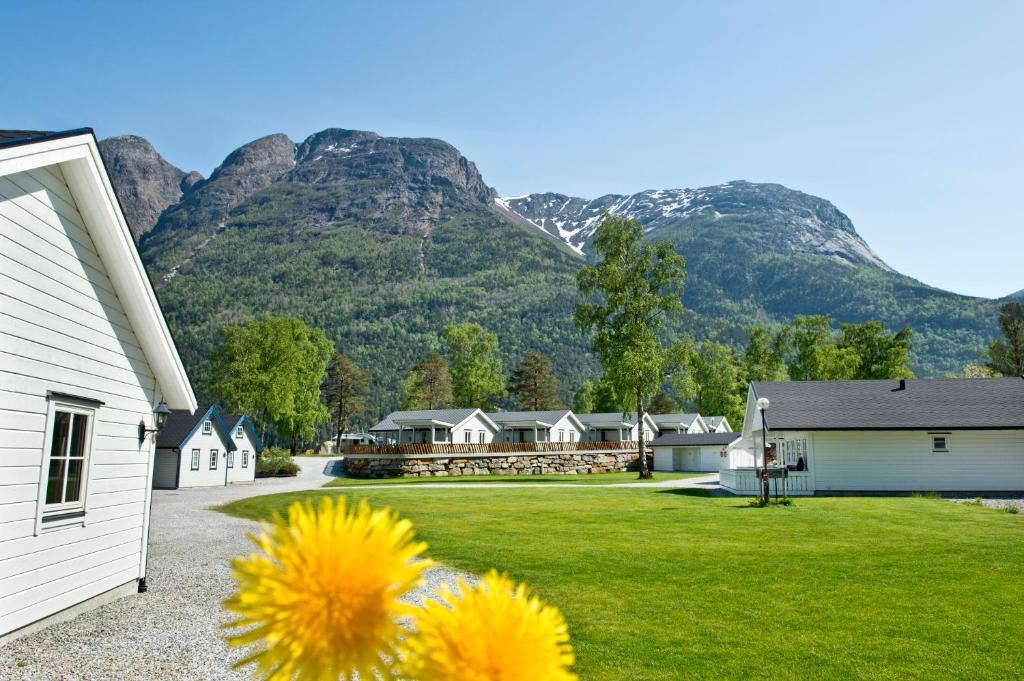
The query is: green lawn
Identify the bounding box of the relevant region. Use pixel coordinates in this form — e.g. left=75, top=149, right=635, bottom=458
left=323, top=470, right=707, bottom=487
left=220, top=488, right=1024, bottom=680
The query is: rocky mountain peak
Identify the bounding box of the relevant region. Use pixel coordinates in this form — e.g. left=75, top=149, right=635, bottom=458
left=98, top=134, right=196, bottom=239
left=497, top=180, right=891, bottom=270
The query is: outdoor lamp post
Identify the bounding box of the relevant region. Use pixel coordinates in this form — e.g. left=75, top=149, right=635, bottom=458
left=138, top=401, right=172, bottom=445
left=756, top=397, right=770, bottom=504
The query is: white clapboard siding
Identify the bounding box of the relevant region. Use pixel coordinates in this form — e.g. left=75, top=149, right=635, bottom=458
left=0, top=164, right=160, bottom=637
left=812, top=430, right=1024, bottom=491
left=226, top=425, right=258, bottom=483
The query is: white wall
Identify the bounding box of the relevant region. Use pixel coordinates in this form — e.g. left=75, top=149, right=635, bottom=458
left=226, top=423, right=257, bottom=484
left=452, top=413, right=497, bottom=444
left=0, top=165, right=158, bottom=636
left=811, top=430, right=1024, bottom=492
left=652, top=445, right=725, bottom=472
left=176, top=424, right=230, bottom=488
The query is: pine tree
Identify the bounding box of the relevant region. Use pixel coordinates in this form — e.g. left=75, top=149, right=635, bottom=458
left=507, top=351, right=562, bottom=411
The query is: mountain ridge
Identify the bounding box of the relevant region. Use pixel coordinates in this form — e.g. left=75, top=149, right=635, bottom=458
left=98, top=128, right=1000, bottom=410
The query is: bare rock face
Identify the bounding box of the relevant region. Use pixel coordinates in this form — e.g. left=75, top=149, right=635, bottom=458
left=98, top=135, right=195, bottom=239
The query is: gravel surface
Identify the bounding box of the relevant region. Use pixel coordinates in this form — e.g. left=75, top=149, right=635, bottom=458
left=0, top=457, right=465, bottom=680
left=950, top=496, right=1024, bottom=512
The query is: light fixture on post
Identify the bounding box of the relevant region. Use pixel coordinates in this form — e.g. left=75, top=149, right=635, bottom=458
left=139, top=402, right=172, bottom=445
left=755, top=397, right=771, bottom=504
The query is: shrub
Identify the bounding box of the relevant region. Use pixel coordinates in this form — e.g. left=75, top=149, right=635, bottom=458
left=257, top=447, right=300, bottom=478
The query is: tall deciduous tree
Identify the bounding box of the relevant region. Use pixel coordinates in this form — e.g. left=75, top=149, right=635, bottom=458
left=507, top=351, right=562, bottom=411
left=443, top=323, right=505, bottom=409
left=987, top=302, right=1024, bottom=376
left=572, top=381, right=596, bottom=413
left=575, top=214, right=685, bottom=478
left=324, top=354, right=371, bottom=450
left=690, top=342, right=746, bottom=427
left=743, top=325, right=789, bottom=382
left=211, top=316, right=333, bottom=453
left=400, top=351, right=453, bottom=410
left=837, top=321, right=914, bottom=379
left=786, top=315, right=861, bottom=381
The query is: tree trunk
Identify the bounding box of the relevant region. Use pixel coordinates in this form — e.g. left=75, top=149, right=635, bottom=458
left=636, top=387, right=651, bottom=479
left=290, top=434, right=298, bottom=456
left=334, top=399, right=344, bottom=452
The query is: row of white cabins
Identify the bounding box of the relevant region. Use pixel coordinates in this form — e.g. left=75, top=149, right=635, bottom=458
left=0, top=128, right=1022, bottom=643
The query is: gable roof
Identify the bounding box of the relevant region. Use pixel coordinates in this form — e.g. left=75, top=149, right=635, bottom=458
left=651, top=413, right=703, bottom=428
left=0, top=129, right=196, bottom=410
left=652, top=432, right=741, bottom=447
left=223, top=413, right=266, bottom=452
left=486, top=410, right=583, bottom=429
left=157, top=406, right=236, bottom=450
left=369, top=409, right=498, bottom=431
left=576, top=412, right=659, bottom=433
left=750, top=378, right=1024, bottom=431
left=705, top=416, right=730, bottom=430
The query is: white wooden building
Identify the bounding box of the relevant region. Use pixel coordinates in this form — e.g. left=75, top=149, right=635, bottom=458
left=652, top=432, right=740, bottom=472
left=486, top=410, right=586, bottom=443
left=0, top=129, right=196, bottom=641
left=704, top=416, right=733, bottom=433
left=222, top=413, right=263, bottom=484
left=153, top=406, right=244, bottom=489
left=368, top=409, right=499, bottom=444
left=578, top=412, right=659, bottom=442
left=722, top=378, right=1024, bottom=495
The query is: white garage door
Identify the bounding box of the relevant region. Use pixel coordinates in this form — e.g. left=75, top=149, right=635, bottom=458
left=672, top=447, right=702, bottom=471
left=153, top=449, right=179, bottom=489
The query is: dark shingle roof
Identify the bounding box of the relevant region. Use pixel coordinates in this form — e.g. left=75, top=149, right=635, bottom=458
left=486, top=410, right=572, bottom=426
left=0, top=128, right=93, bottom=150
left=652, top=432, right=740, bottom=447
left=752, top=378, right=1024, bottom=430
left=368, top=409, right=480, bottom=431
left=651, top=413, right=701, bottom=426
left=156, top=409, right=209, bottom=448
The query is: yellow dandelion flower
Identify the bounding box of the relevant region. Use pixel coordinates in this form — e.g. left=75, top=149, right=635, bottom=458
left=403, top=570, right=577, bottom=681
left=223, top=495, right=430, bottom=680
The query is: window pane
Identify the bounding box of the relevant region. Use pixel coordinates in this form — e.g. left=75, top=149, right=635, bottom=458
left=46, top=458, right=66, bottom=504
left=50, top=412, right=71, bottom=459
left=69, top=413, right=88, bottom=458
left=64, top=459, right=84, bottom=502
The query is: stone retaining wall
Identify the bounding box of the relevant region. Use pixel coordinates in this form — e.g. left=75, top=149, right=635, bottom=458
left=343, top=451, right=645, bottom=478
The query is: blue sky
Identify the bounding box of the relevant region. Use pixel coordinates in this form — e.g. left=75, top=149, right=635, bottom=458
left=3, top=1, right=1021, bottom=298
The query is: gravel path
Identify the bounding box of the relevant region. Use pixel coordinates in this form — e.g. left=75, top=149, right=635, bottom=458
left=0, top=457, right=465, bottom=680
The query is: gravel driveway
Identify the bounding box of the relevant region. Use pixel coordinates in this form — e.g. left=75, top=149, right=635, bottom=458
left=0, top=457, right=464, bottom=680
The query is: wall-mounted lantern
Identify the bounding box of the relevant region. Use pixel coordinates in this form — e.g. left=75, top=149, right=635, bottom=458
left=138, top=402, right=172, bottom=445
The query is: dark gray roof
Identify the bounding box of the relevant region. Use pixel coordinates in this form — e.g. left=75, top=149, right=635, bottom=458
left=651, top=413, right=701, bottom=426
left=368, top=408, right=480, bottom=431
left=0, top=128, right=93, bottom=149
left=752, top=378, right=1024, bottom=430
left=577, top=412, right=645, bottom=426
left=652, top=432, right=740, bottom=447
left=156, top=406, right=235, bottom=449
left=486, top=410, right=572, bottom=425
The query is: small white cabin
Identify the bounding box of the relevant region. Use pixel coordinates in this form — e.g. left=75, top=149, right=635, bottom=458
left=722, top=378, right=1024, bottom=495
left=368, top=409, right=499, bottom=445
left=651, top=432, right=740, bottom=472
left=0, top=129, right=196, bottom=641
left=223, top=414, right=263, bottom=484
left=152, top=407, right=241, bottom=489
left=486, top=410, right=586, bottom=443
left=578, top=412, right=659, bottom=442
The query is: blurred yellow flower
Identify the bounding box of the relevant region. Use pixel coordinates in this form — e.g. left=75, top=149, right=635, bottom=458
left=404, top=570, right=577, bottom=681
left=223, top=496, right=430, bottom=680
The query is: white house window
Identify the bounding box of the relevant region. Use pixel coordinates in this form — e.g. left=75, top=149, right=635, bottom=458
left=236, top=425, right=243, bottom=439
left=227, top=451, right=235, bottom=468
left=932, top=435, right=949, bottom=453
left=478, top=431, right=485, bottom=444
left=570, top=431, right=576, bottom=443
left=203, top=420, right=213, bottom=435
left=43, top=407, right=93, bottom=512
left=464, top=430, right=472, bottom=443
left=210, top=449, right=219, bottom=469
left=242, top=450, right=249, bottom=468
left=191, top=448, right=200, bottom=470
left=559, top=430, right=565, bottom=442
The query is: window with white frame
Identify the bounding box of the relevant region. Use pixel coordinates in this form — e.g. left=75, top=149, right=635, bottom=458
left=570, top=431, right=576, bottom=442
left=191, top=448, right=200, bottom=470
left=931, top=434, right=950, bottom=453
left=227, top=451, right=234, bottom=468
left=210, top=449, right=218, bottom=469
left=559, top=430, right=564, bottom=442
left=242, top=450, right=249, bottom=468
left=203, top=420, right=213, bottom=435
left=464, top=430, right=472, bottom=443
left=478, top=431, right=485, bottom=443
left=236, top=425, right=243, bottom=439
left=42, top=404, right=94, bottom=515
